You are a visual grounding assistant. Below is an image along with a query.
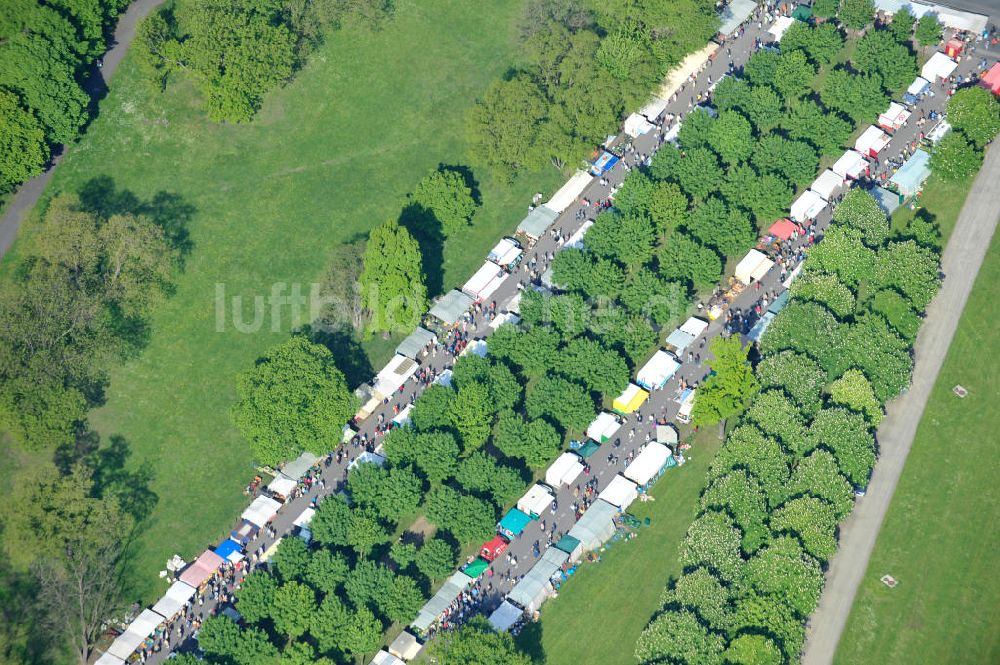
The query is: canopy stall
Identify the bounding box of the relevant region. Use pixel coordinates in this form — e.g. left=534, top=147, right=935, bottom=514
left=107, top=609, right=164, bottom=660
left=374, top=354, right=418, bottom=399
left=790, top=190, right=828, bottom=223
left=905, top=76, right=931, bottom=105
left=546, top=171, right=594, bottom=213
left=371, top=651, right=405, bottom=665
left=871, top=185, right=902, bottom=216
left=639, top=96, right=669, bottom=122
left=921, top=51, right=957, bottom=81
left=396, top=327, right=436, bottom=360
left=734, top=249, right=774, bottom=285
left=832, top=150, right=868, bottom=180
left=281, top=452, right=318, bottom=481
left=214, top=539, right=242, bottom=565
left=664, top=316, right=709, bottom=355
left=873, top=0, right=987, bottom=32
left=499, top=508, right=533, bottom=538
left=624, top=442, right=672, bottom=487
left=878, top=102, right=911, bottom=132
left=508, top=548, right=569, bottom=613
left=567, top=499, right=619, bottom=551
left=554, top=534, right=583, bottom=562
left=925, top=118, right=951, bottom=144
left=463, top=261, right=508, bottom=303
left=517, top=205, right=559, bottom=240
left=518, top=484, right=554, bottom=518
left=657, top=43, right=718, bottom=102
left=489, top=311, right=520, bottom=330
left=489, top=600, right=525, bottom=632
left=412, top=571, right=473, bottom=632
left=890, top=148, right=932, bottom=196
left=613, top=383, right=649, bottom=414
left=656, top=424, right=679, bottom=447
left=389, top=632, right=422, bottom=661
left=768, top=218, right=797, bottom=241
left=586, top=412, right=621, bottom=442
left=562, top=219, right=594, bottom=250
left=624, top=113, right=655, bottom=137
left=811, top=170, right=843, bottom=201
left=463, top=558, right=490, bottom=578
left=944, top=37, right=964, bottom=58
left=982, top=62, right=1000, bottom=96
left=392, top=403, right=413, bottom=427
left=94, top=653, right=125, bottom=665
left=855, top=126, right=890, bottom=157
left=488, top=237, right=523, bottom=269
left=179, top=549, right=224, bottom=588
left=293, top=507, right=315, bottom=528
left=267, top=475, right=296, bottom=500
left=589, top=151, right=620, bottom=177
left=598, top=475, right=639, bottom=510
left=545, top=452, right=585, bottom=487
left=347, top=451, right=386, bottom=470
left=768, top=15, right=794, bottom=41
left=481, top=535, right=509, bottom=561
left=718, top=0, right=756, bottom=36
left=241, top=495, right=281, bottom=528
left=151, top=580, right=196, bottom=621
left=460, top=338, right=487, bottom=358
left=429, top=290, right=474, bottom=325
left=636, top=350, right=681, bottom=390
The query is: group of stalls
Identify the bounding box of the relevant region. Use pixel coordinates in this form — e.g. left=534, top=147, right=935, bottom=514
left=788, top=167, right=848, bottom=225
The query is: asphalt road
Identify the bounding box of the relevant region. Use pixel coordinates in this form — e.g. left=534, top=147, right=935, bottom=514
left=800, top=132, right=1000, bottom=665
left=0, top=0, right=167, bottom=260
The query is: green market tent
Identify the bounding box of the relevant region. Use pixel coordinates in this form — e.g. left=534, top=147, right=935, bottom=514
left=429, top=289, right=474, bottom=325
left=554, top=535, right=582, bottom=561
left=463, top=558, right=490, bottom=578
left=792, top=5, right=812, bottom=21
left=577, top=441, right=601, bottom=458
left=411, top=571, right=473, bottom=633
left=517, top=206, right=559, bottom=240
left=396, top=327, right=436, bottom=360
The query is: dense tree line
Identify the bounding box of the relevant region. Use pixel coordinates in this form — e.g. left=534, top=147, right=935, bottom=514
left=136, top=0, right=394, bottom=122
left=635, top=188, right=942, bottom=665
left=931, top=87, right=1000, bottom=181
left=0, top=0, right=130, bottom=192
left=466, top=0, right=719, bottom=181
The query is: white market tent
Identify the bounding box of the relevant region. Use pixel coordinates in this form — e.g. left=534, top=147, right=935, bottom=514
left=598, top=475, right=639, bottom=510
left=508, top=548, right=568, bottom=613
left=658, top=43, right=718, bottom=101
left=567, top=499, right=619, bottom=551
left=518, top=484, right=554, bottom=518
left=396, top=326, right=436, bottom=360
left=768, top=15, right=794, bottom=41
left=587, top=412, right=621, bottom=442
left=907, top=76, right=931, bottom=98
left=242, top=495, right=281, bottom=528
left=151, top=580, right=196, bottom=620
left=107, top=609, right=164, bottom=660
left=656, top=424, right=679, bottom=447
left=371, top=650, right=406, bottom=665
left=94, top=652, right=125, bottom=665
left=392, top=403, right=413, bottom=426
left=811, top=169, right=843, bottom=201
left=926, top=119, right=951, bottom=144
left=545, top=452, right=585, bottom=487
left=388, top=631, right=422, bottom=661
left=624, top=442, right=672, bottom=486
left=429, top=289, right=474, bottom=325
left=546, top=170, right=594, bottom=213
left=874, top=0, right=988, bottom=32
left=734, top=249, right=774, bottom=285
left=624, top=112, right=655, bottom=137
left=832, top=150, right=868, bottom=179
left=718, top=0, right=756, bottom=36
left=489, top=310, right=520, bottom=330
left=348, top=451, right=386, bottom=471
left=374, top=354, right=419, bottom=399
left=921, top=51, right=958, bottom=81
left=488, top=237, right=523, bottom=268
left=267, top=475, right=296, bottom=499
left=878, top=102, right=911, bottom=131
left=488, top=600, right=525, bottom=632
left=855, top=125, right=891, bottom=157
left=293, top=506, right=315, bottom=528
left=517, top=205, right=559, bottom=240
left=639, top=96, right=669, bottom=122
left=666, top=316, right=708, bottom=354
left=790, top=189, right=828, bottom=223
left=463, top=261, right=508, bottom=302
left=636, top=350, right=681, bottom=390
left=562, top=219, right=594, bottom=250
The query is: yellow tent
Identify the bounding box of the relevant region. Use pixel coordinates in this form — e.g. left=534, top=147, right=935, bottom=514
left=613, top=383, right=649, bottom=414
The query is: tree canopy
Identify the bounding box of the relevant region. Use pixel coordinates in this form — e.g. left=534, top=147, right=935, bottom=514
left=360, top=219, right=427, bottom=333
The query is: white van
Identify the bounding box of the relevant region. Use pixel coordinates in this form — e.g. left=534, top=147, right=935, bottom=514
left=676, top=389, right=696, bottom=424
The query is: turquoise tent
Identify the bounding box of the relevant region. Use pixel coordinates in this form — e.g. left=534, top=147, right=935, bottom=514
left=499, top=508, right=532, bottom=538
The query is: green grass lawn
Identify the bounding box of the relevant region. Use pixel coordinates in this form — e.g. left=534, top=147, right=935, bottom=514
left=516, top=430, right=723, bottom=665
left=2, top=0, right=566, bottom=602
left=833, top=201, right=1000, bottom=665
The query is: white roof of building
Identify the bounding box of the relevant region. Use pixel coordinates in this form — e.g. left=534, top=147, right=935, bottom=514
left=546, top=170, right=594, bottom=213
left=587, top=411, right=621, bottom=442
left=241, top=495, right=281, bottom=528
left=151, top=580, right=196, bottom=620
left=734, top=249, right=774, bottom=285
left=545, top=452, right=585, bottom=487
left=790, top=189, right=828, bottom=223
left=517, top=484, right=554, bottom=517
left=811, top=170, right=843, bottom=200
left=921, top=51, right=958, bottom=81
left=624, top=442, right=672, bottom=486
left=855, top=125, right=890, bottom=155
left=488, top=238, right=522, bottom=267
left=768, top=15, right=794, bottom=41
left=636, top=350, right=681, bottom=389
left=832, top=150, right=868, bottom=179
left=598, top=475, right=639, bottom=510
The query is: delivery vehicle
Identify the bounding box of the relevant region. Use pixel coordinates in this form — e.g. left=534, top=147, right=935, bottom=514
left=676, top=389, right=696, bottom=424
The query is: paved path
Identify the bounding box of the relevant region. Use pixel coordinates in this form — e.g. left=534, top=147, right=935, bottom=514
left=801, top=142, right=1000, bottom=665
left=0, top=0, right=167, bottom=259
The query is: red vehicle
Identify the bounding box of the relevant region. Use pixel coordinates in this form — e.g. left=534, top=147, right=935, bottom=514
left=480, top=535, right=509, bottom=562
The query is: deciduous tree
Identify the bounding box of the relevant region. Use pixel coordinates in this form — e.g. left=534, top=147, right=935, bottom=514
left=494, top=412, right=563, bottom=468
left=465, top=75, right=547, bottom=179
left=770, top=497, right=839, bottom=562
left=657, top=232, right=722, bottom=290
left=806, top=407, right=877, bottom=487
left=415, top=538, right=457, bottom=581
left=755, top=351, right=826, bottom=417
left=411, top=168, right=477, bottom=236
left=680, top=511, right=745, bottom=583
left=635, top=609, right=726, bottom=665
left=692, top=336, right=759, bottom=430
left=359, top=219, right=427, bottom=333
left=0, top=89, right=48, bottom=191
left=525, top=375, right=595, bottom=432
left=914, top=14, right=943, bottom=47
left=820, top=67, right=887, bottom=123
left=931, top=131, right=984, bottom=181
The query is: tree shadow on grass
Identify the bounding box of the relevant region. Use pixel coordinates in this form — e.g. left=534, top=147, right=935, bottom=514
left=305, top=326, right=376, bottom=391
left=515, top=619, right=548, bottom=664
left=77, top=175, right=196, bottom=265
left=399, top=202, right=445, bottom=298
left=439, top=163, right=483, bottom=207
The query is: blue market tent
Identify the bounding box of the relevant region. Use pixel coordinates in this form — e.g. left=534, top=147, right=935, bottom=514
left=890, top=149, right=932, bottom=196
left=498, top=508, right=532, bottom=538
left=590, top=151, right=619, bottom=176
left=214, top=539, right=241, bottom=560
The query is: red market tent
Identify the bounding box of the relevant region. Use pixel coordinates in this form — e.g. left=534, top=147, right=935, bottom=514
left=768, top=219, right=797, bottom=241
left=981, top=63, right=1000, bottom=96
left=945, top=38, right=964, bottom=58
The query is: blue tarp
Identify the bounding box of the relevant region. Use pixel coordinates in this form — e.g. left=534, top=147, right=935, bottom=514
left=499, top=508, right=532, bottom=537
left=890, top=149, right=932, bottom=196
left=214, top=539, right=241, bottom=560
left=590, top=152, right=620, bottom=176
